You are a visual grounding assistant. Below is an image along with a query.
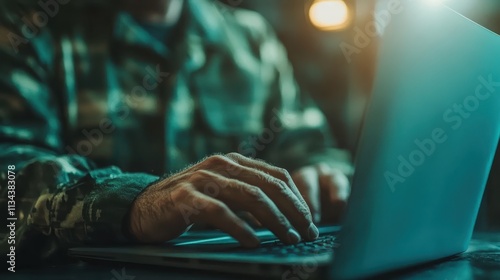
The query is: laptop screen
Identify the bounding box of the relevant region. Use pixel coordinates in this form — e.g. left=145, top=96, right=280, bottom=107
left=332, top=1, right=500, bottom=278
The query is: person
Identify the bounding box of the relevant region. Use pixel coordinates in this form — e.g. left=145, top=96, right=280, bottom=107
left=0, top=0, right=352, bottom=267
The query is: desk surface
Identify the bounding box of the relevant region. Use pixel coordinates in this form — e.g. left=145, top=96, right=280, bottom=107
left=7, top=232, right=500, bottom=280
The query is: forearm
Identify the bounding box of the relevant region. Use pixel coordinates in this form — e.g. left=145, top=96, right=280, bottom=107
left=0, top=144, right=158, bottom=267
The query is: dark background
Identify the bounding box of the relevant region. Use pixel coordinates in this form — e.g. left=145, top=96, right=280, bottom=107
left=219, top=0, right=500, bottom=229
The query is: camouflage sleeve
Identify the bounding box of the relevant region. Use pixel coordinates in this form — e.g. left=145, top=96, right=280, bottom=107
left=0, top=4, right=157, bottom=268
left=232, top=10, right=353, bottom=174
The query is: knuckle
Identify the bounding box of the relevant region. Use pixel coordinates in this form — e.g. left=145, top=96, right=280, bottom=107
left=275, top=167, right=290, bottom=177
left=192, top=195, right=210, bottom=210
left=205, top=201, right=228, bottom=216
left=206, top=154, right=230, bottom=166
left=275, top=167, right=294, bottom=183
left=256, top=171, right=277, bottom=184
left=170, top=184, right=194, bottom=201
left=190, top=169, right=215, bottom=181
left=271, top=178, right=288, bottom=192
left=226, top=152, right=243, bottom=159
left=298, top=204, right=312, bottom=218
left=245, top=186, right=265, bottom=202
left=224, top=161, right=240, bottom=177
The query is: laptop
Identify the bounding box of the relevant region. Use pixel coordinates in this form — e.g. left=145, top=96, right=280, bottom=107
left=69, top=1, right=500, bottom=279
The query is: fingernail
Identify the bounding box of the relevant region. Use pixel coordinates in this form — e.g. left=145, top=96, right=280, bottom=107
left=308, top=223, right=319, bottom=240
left=287, top=229, right=301, bottom=244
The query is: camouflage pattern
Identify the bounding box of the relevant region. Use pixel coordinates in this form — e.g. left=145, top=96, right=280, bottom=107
left=0, top=0, right=351, bottom=267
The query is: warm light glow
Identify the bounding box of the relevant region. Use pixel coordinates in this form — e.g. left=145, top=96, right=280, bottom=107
left=309, top=0, right=350, bottom=31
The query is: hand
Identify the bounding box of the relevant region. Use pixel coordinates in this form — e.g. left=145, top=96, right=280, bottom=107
left=291, top=163, right=350, bottom=223
left=129, top=153, right=319, bottom=247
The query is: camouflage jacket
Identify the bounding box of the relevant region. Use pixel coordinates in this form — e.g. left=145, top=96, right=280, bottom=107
left=0, top=0, right=350, bottom=267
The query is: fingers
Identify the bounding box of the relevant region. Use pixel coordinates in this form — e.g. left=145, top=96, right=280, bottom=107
left=189, top=170, right=303, bottom=244
left=188, top=191, right=260, bottom=248
left=207, top=155, right=318, bottom=241
left=317, top=163, right=350, bottom=223
left=317, top=163, right=350, bottom=202
left=236, top=212, right=262, bottom=227
left=291, top=166, right=321, bottom=223
left=131, top=154, right=350, bottom=247
left=226, top=153, right=309, bottom=210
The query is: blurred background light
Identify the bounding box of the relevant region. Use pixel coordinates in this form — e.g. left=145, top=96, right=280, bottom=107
left=308, top=0, right=351, bottom=31
left=228, top=0, right=500, bottom=229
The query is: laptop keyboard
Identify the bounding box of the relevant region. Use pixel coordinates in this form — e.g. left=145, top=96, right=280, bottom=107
left=240, top=234, right=338, bottom=256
